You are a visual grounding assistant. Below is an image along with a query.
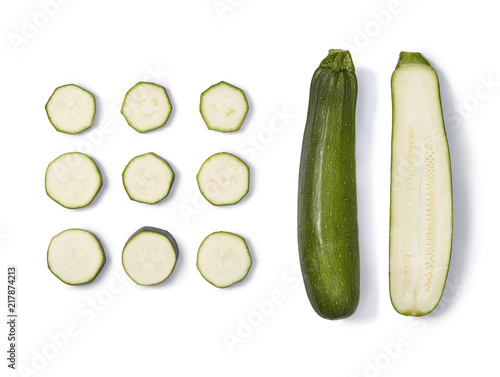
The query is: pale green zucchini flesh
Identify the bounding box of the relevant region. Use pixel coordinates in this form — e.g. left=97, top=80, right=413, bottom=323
left=45, top=152, right=102, bottom=209
left=122, top=227, right=178, bottom=286
left=196, top=152, right=249, bottom=206
left=121, top=82, right=172, bottom=133
left=45, top=84, right=96, bottom=134
left=200, top=81, right=248, bottom=132
left=122, top=152, right=175, bottom=205
left=48, top=229, right=105, bottom=285
left=197, top=231, right=252, bottom=288
left=390, top=52, right=453, bottom=316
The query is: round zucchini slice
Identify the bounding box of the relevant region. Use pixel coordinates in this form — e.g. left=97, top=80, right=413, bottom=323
left=122, top=152, right=174, bottom=204
left=45, top=152, right=102, bottom=209
left=197, top=231, right=252, bottom=288
left=122, top=227, right=178, bottom=286
left=121, top=82, right=172, bottom=133
left=45, top=84, right=96, bottom=134
left=48, top=229, right=105, bottom=285
left=200, top=81, right=248, bottom=132
left=196, top=152, right=249, bottom=206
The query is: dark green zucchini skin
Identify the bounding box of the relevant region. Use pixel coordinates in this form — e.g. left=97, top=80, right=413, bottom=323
left=298, top=50, right=360, bottom=320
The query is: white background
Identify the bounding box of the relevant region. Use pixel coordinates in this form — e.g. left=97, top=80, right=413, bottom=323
left=1, top=0, right=498, bottom=376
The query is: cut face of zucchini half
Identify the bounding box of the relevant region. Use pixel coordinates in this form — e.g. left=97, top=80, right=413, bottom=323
left=390, top=52, right=453, bottom=316
left=48, top=229, right=105, bottom=285
left=45, top=84, right=96, bottom=134
left=121, top=82, right=172, bottom=133
left=200, top=81, right=248, bottom=132
left=122, top=227, right=178, bottom=286
left=122, top=152, right=174, bottom=204
left=197, top=152, right=249, bottom=206
left=45, top=152, right=102, bottom=209
left=197, top=231, right=251, bottom=288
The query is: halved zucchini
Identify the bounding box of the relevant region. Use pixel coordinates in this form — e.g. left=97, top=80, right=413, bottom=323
left=122, top=152, right=174, bottom=204
left=390, top=52, right=453, bottom=316
left=200, top=81, right=248, bottom=132
left=196, top=152, right=249, bottom=206
left=48, top=228, right=105, bottom=285
left=45, top=152, right=102, bottom=209
left=45, top=84, right=96, bottom=134
left=197, top=231, right=251, bottom=288
left=121, top=82, right=172, bottom=133
left=122, top=227, right=178, bottom=286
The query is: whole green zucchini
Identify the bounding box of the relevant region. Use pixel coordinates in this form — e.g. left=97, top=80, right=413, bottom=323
left=298, top=49, right=360, bottom=320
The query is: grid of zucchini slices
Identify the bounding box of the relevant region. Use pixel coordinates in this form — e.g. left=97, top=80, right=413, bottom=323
left=45, top=81, right=251, bottom=288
